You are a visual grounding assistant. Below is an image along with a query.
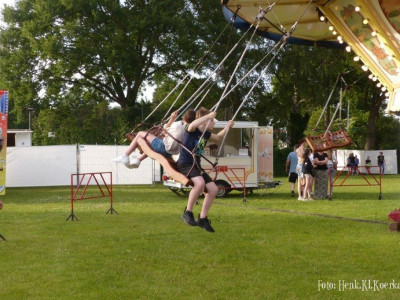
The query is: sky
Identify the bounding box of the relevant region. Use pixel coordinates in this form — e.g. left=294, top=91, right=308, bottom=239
left=0, top=0, right=16, bottom=25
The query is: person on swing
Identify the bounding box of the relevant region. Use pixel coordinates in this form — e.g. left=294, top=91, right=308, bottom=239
left=113, top=109, right=196, bottom=167
left=179, top=107, right=234, bottom=232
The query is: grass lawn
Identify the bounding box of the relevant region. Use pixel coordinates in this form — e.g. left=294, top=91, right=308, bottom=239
left=1, top=175, right=400, bottom=299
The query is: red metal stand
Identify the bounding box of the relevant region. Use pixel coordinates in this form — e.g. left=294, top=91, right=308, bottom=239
left=205, top=166, right=247, bottom=202
left=67, top=172, right=117, bottom=221
left=329, top=165, right=382, bottom=200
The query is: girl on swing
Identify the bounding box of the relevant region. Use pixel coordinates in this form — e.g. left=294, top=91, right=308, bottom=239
left=178, top=107, right=234, bottom=232
left=113, top=109, right=196, bottom=167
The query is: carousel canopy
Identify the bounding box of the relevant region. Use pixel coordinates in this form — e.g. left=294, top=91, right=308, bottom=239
left=221, top=0, right=400, bottom=115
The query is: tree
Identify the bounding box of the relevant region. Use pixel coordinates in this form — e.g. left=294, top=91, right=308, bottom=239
left=0, top=0, right=203, bottom=125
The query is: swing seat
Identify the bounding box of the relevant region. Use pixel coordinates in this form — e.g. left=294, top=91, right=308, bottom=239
left=130, top=134, right=193, bottom=187
left=306, top=130, right=352, bottom=152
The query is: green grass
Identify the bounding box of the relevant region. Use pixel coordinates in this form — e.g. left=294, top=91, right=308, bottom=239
left=1, top=175, right=400, bottom=299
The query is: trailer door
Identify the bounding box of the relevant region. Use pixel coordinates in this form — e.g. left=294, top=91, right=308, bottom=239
left=257, top=126, right=273, bottom=183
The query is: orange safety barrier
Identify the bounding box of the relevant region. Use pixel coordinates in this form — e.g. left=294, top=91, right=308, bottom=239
left=67, top=172, right=117, bottom=221
left=329, top=165, right=382, bottom=200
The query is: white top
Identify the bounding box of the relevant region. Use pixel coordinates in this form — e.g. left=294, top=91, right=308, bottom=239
left=328, top=152, right=337, bottom=165
left=163, top=121, right=185, bottom=155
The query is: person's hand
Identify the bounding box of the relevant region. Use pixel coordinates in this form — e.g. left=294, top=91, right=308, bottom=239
left=227, top=120, right=234, bottom=128
left=208, top=111, right=217, bottom=120
left=170, top=110, right=178, bottom=121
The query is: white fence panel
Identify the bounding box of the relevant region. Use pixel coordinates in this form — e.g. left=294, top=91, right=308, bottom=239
left=6, top=145, right=76, bottom=187
left=6, top=145, right=161, bottom=187
left=336, top=149, right=397, bottom=174
left=78, top=145, right=160, bottom=185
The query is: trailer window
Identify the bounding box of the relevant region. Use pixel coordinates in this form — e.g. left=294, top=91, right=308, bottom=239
left=207, top=128, right=252, bottom=157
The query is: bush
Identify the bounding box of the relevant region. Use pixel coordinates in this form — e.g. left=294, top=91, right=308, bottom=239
left=274, top=146, right=291, bottom=177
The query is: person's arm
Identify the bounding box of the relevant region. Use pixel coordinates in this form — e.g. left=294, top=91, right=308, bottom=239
left=286, top=159, right=290, bottom=174
left=315, top=155, right=328, bottom=166
left=209, top=120, right=234, bottom=143
left=164, top=111, right=179, bottom=129
left=187, top=112, right=216, bottom=132
left=0, top=200, right=3, bottom=210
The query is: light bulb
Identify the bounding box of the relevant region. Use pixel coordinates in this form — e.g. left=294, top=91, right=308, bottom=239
left=354, top=56, right=360, bottom=61
left=361, top=65, right=368, bottom=71
left=377, top=82, right=382, bottom=88
left=355, top=6, right=360, bottom=12
left=363, top=19, right=368, bottom=25
left=329, top=26, right=334, bottom=31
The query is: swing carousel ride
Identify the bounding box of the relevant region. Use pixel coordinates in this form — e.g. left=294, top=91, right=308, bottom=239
left=127, top=0, right=400, bottom=187
left=221, top=0, right=400, bottom=115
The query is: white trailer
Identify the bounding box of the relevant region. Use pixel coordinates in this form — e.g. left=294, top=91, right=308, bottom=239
left=162, top=121, right=281, bottom=201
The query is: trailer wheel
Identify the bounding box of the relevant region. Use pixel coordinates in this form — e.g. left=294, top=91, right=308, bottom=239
left=215, top=180, right=231, bottom=198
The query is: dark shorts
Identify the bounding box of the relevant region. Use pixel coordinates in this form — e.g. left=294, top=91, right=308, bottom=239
left=177, top=164, right=213, bottom=184
left=288, top=172, right=298, bottom=183
left=150, top=137, right=171, bottom=158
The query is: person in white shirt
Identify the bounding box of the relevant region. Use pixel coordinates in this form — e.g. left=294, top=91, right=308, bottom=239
left=113, top=109, right=195, bottom=168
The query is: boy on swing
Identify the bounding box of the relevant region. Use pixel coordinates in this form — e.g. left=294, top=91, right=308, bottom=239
left=178, top=107, right=234, bottom=232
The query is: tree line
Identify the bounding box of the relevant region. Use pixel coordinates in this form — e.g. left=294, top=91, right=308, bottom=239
left=0, top=0, right=398, bottom=150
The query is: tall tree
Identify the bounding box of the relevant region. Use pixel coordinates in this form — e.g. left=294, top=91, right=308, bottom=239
left=0, top=0, right=202, bottom=121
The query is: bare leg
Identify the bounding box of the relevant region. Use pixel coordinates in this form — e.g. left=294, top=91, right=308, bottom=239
left=200, top=181, right=218, bottom=218
left=290, top=182, right=295, bottom=193
left=297, top=177, right=304, bottom=198
left=186, top=176, right=205, bottom=212
left=124, top=131, right=157, bottom=161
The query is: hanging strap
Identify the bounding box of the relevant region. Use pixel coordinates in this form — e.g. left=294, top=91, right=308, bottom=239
left=130, top=10, right=240, bottom=133
left=313, top=74, right=341, bottom=131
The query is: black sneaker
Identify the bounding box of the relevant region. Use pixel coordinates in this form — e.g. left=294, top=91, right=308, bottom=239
left=197, top=215, right=215, bottom=232
left=182, top=208, right=197, bottom=226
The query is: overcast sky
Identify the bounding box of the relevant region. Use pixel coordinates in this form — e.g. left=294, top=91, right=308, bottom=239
left=1, top=0, right=16, bottom=25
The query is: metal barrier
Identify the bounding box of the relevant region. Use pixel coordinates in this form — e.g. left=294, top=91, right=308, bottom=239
left=329, top=165, right=382, bottom=200
left=66, top=172, right=117, bottom=221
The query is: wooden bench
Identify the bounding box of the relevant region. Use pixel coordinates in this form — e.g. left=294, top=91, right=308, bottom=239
left=306, top=130, right=353, bottom=152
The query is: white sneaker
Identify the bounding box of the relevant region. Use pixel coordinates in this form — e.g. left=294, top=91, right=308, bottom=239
left=124, top=157, right=141, bottom=169
left=112, top=154, right=129, bottom=164
left=298, top=197, right=305, bottom=201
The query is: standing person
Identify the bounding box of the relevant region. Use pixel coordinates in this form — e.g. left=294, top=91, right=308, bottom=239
left=377, top=152, right=385, bottom=175
left=295, top=141, right=306, bottom=200
left=302, top=148, right=315, bottom=201
left=313, top=150, right=329, bottom=199
left=286, top=144, right=299, bottom=197
left=326, top=149, right=337, bottom=197
left=346, top=153, right=355, bottom=175
left=354, top=155, right=360, bottom=175
left=365, top=156, right=372, bottom=174
left=113, top=110, right=195, bottom=167
left=178, top=108, right=234, bottom=232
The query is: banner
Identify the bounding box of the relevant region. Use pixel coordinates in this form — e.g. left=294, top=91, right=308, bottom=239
left=0, top=90, right=8, bottom=195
